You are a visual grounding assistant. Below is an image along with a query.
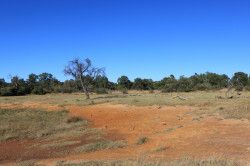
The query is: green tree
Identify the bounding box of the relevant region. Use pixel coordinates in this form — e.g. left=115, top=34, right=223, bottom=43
left=177, top=76, right=192, bottom=92
left=189, top=73, right=207, bottom=90
left=206, top=72, right=229, bottom=89
left=117, top=76, right=132, bottom=89
left=231, top=72, right=248, bottom=91
left=2, top=76, right=29, bottom=96
left=37, top=73, right=60, bottom=94
left=94, top=76, right=109, bottom=94
left=107, top=82, right=117, bottom=90
left=61, top=79, right=78, bottom=93
left=0, top=78, right=9, bottom=96
left=161, top=75, right=178, bottom=92
left=133, top=78, right=154, bottom=90
left=95, top=76, right=109, bottom=89
left=133, top=78, right=143, bottom=90
left=0, top=78, right=7, bottom=88
left=27, top=73, right=38, bottom=93
left=245, top=75, right=250, bottom=91
left=29, top=73, right=61, bottom=95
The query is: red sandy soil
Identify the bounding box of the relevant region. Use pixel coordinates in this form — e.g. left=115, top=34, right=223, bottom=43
left=1, top=103, right=250, bottom=165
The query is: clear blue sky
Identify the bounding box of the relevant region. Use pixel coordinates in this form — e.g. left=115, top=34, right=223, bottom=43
left=0, top=0, right=249, bottom=82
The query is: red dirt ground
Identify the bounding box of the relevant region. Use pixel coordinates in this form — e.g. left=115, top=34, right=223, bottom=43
left=1, top=103, right=250, bottom=165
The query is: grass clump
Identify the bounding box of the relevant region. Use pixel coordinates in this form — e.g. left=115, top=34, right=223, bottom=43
left=75, top=140, right=127, bottom=153
left=95, top=88, right=108, bottom=94
left=67, top=116, right=83, bottom=123
left=39, top=140, right=80, bottom=149
left=218, top=104, right=250, bottom=120
left=17, top=160, right=37, bottom=166
left=56, top=157, right=238, bottom=166
left=0, top=109, right=88, bottom=141
left=153, top=146, right=168, bottom=152
left=136, top=136, right=149, bottom=145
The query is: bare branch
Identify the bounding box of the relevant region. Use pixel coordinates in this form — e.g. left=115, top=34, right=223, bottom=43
left=64, top=57, right=105, bottom=99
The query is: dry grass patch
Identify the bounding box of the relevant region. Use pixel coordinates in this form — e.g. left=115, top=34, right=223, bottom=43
left=56, top=157, right=238, bottom=166
left=153, top=146, right=168, bottom=152
left=75, top=140, right=127, bottom=153
left=0, top=109, right=90, bottom=141
left=218, top=104, right=250, bottom=120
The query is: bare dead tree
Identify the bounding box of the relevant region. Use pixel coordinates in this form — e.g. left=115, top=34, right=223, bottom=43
left=64, top=58, right=105, bottom=99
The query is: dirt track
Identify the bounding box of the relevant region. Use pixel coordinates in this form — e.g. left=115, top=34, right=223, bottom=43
left=1, top=103, right=250, bottom=165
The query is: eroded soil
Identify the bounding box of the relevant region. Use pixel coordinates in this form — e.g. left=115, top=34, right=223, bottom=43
left=1, top=103, right=250, bottom=165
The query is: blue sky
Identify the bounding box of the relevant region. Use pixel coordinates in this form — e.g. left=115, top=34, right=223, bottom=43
left=0, top=0, right=249, bottom=82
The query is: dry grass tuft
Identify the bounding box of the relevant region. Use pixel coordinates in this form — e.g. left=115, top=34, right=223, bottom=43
left=67, top=116, right=83, bottom=123
left=74, top=140, right=127, bottom=153
left=56, top=157, right=238, bottom=166
left=1, top=91, right=250, bottom=121
left=136, top=136, right=149, bottom=145
left=0, top=109, right=91, bottom=141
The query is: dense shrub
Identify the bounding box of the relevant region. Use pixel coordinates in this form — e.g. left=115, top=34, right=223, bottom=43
left=0, top=78, right=7, bottom=88
left=0, top=72, right=249, bottom=96
left=133, top=78, right=154, bottom=90
left=232, top=72, right=248, bottom=91
left=0, top=87, right=15, bottom=96
left=95, top=88, right=108, bottom=94
left=32, top=85, right=46, bottom=95
left=118, top=87, right=128, bottom=94
left=117, top=76, right=132, bottom=90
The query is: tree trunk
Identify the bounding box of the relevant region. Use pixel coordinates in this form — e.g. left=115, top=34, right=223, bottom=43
left=84, top=89, right=90, bottom=99
left=79, top=76, right=90, bottom=100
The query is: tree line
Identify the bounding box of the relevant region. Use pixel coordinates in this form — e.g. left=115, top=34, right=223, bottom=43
left=1, top=72, right=249, bottom=96
left=0, top=58, right=250, bottom=98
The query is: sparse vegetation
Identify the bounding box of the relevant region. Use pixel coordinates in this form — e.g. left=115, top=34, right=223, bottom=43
left=0, top=109, right=89, bottom=141
left=0, top=91, right=250, bottom=164
left=0, top=90, right=249, bottom=165
left=56, top=157, right=238, bottom=166
left=1, top=91, right=249, bottom=120
left=39, top=140, right=80, bottom=149
left=137, top=136, right=149, bottom=145
left=75, top=140, right=127, bottom=153
left=153, top=146, right=168, bottom=152
left=17, top=160, right=37, bottom=166
left=2, top=0, right=249, bottom=165
left=67, top=116, right=83, bottom=123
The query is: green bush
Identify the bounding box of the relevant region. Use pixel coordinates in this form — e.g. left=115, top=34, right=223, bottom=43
left=95, top=88, right=108, bottom=94
left=0, top=87, right=15, bottom=96
left=118, top=87, right=128, bottom=94
left=32, top=85, right=46, bottom=95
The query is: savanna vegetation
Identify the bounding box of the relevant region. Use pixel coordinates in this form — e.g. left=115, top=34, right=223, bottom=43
left=1, top=58, right=250, bottom=166
left=55, top=157, right=238, bottom=166
left=0, top=108, right=127, bottom=162
left=0, top=58, right=250, bottom=98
